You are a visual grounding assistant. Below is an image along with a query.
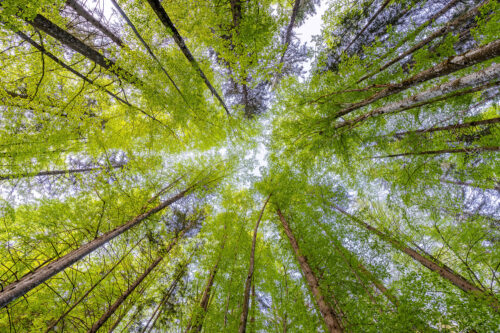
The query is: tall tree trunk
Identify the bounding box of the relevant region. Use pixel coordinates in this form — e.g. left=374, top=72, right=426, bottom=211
left=108, top=0, right=188, bottom=106
left=238, top=194, right=271, bottom=333
left=44, top=236, right=145, bottom=332
left=185, top=231, right=227, bottom=332
left=331, top=204, right=499, bottom=311
left=373, top=146, right=499, bottom=159
left=14, top=31, right=133, bottom=107
left=139, top=253, right=192, bottom=333
left=145, top=0, right=230, bottom=115
left=1, top=164, right=124, bottom=181
left=277, top=209, right=344, bottom=332
left=331, top=239, right=398, bottom=308
left=65, top=0, right=124, bottom=47
left=27, top=14, right=140, bottom=84
left=392, top=117, right=500, bottom=139
left=357, top=0, right=486, bottom=83
left=249, top=282, right=256, bottom=332
left=344, top=0, right=391, bottom=53
left=332, top=39, right=500, bottom=120
left=0, top=186, right=192, bottom=309
left=336, top=63, right=499, bottom=130
left=88, top=222, right=192, bottom=333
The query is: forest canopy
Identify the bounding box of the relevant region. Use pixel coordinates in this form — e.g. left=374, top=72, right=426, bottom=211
left=0, top=0, right=499, bottom=332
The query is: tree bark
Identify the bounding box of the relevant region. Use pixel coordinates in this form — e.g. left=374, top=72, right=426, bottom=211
left=0, top=186, right=192, bottom=309
left=109, top=0, right=188, bottom=105
left=332, top=39, right=500, bottom=120
left=392, top=117, right=500, bottom=139
left=185, top=233, right=227, bottom=332
left=373, top=146, right=499, bottom=159
left=44, top=236, right=145, bottom=332
left=344, top=0, right=391, bottom=54
left=238, top=194, right=271, bottom=333
left=27, top=14, right=139, bottom=84
left=15, top=31, right=133, bottom=107
left=88, top=222, right=192, bottom=333
left=331, top=204, right=499, bottom=311
left=357, top=0, right=486, bottom=83
left=1, top=164, right=124, bottom=181
left=145, top=0, right=230, bottom=115
left=65, top=0, right=124, bottom=47
left=336, top=63, right=500, bottom=129
left=277, top=209, right=343, bottom=333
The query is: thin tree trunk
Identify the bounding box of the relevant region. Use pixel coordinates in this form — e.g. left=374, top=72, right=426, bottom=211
left=392, top=117, right=500, bottom=139
left=271, top=0, right=301, bottom=89
left=185, top=234, right=227, bottom=332
left=277, top=209, right=343, bottom=332
left=335, top=63, right=500, bottom=129
left=357, top=0, right=487, bottom=83
left=331, top=204, right=499, bottom=311
left=27, top=14, right=139, bottom=84
left=332, top=39, right=500, bottom=120
left=373, top=146, right=499, bottom=159
left=15, top=31, right=132, bottom=107
left=331, top=239, right=398, bottom=308
left=140, top=254, right=191, bottom=333
left=278, top=0, right=301, bottom=65
left=88, top=222, right=192, bottom=333
left=145, top=0, right=230, bottom=115
left=108, top=0, right=188, bottom=106
left=44, top=237, right=145, bottom=332
left=344, top=0, right=391, bottom=54
left=65, top=0, right=124, bottom=47
left=238, top=194, right=271, bottom=333
left=366, top=0, right=461, bottom=69
left=1, top=164, right=124, bottom=181
left=249, top=282, right=256, bottom=332
left=0, top=186, right=193, bottom=309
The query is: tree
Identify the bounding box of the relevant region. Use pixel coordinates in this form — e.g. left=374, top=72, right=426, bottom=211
left=0, top=0, right=498, bottom=331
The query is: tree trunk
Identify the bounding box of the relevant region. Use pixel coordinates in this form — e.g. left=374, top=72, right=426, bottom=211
left=392, top=117, right=500, bottom=139
left=1, top=164, right=124, bottom=181
left=88, top=222, right=192, bottom=333
left=277, top=209, right=344, bottom=332
left=238, top=194, right=271, bottom=333
left=27, top=14, right=139, bottom=84
left=185, top=233, right=227, bottom=332
left=44, top=236, right=144, bottom=332
left=0, top=186, right=192, bottom=309
left=344, top=0, right=391, bottom=53
left=65, top=0, right=124, bottom=47
left=332, top=204, right=499, bottom=311
left=15, top=31, right=133, bottom=107
left=332, top=39, right=500, bottom=120
left=357, top=0, right=486, bottom=83
left=373, top=146, right=499, bottom=159
left=108, top=0, right=188, bottom=105
left=336, top=63, right=499, bottom=130
left=145, top=0, right=230, bottom=115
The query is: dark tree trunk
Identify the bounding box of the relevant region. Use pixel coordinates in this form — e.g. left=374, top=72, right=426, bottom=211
left=65, top=0, right=124, bottom=47
left=357, top=0, right=485, bottom=83
left=28, top=14, right=140, bottom=84
left=145, top=0, right=230, bottom=115
left=0, top=187, right=192, bottom=309
left=88, top=222, right=192, bottom=333
left=1, top=164, right=124, bottom=181
left=332, top=204, right=499, bottom=311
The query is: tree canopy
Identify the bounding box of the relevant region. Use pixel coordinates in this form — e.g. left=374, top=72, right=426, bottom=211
left=0, top=0, right=498, bottom=331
